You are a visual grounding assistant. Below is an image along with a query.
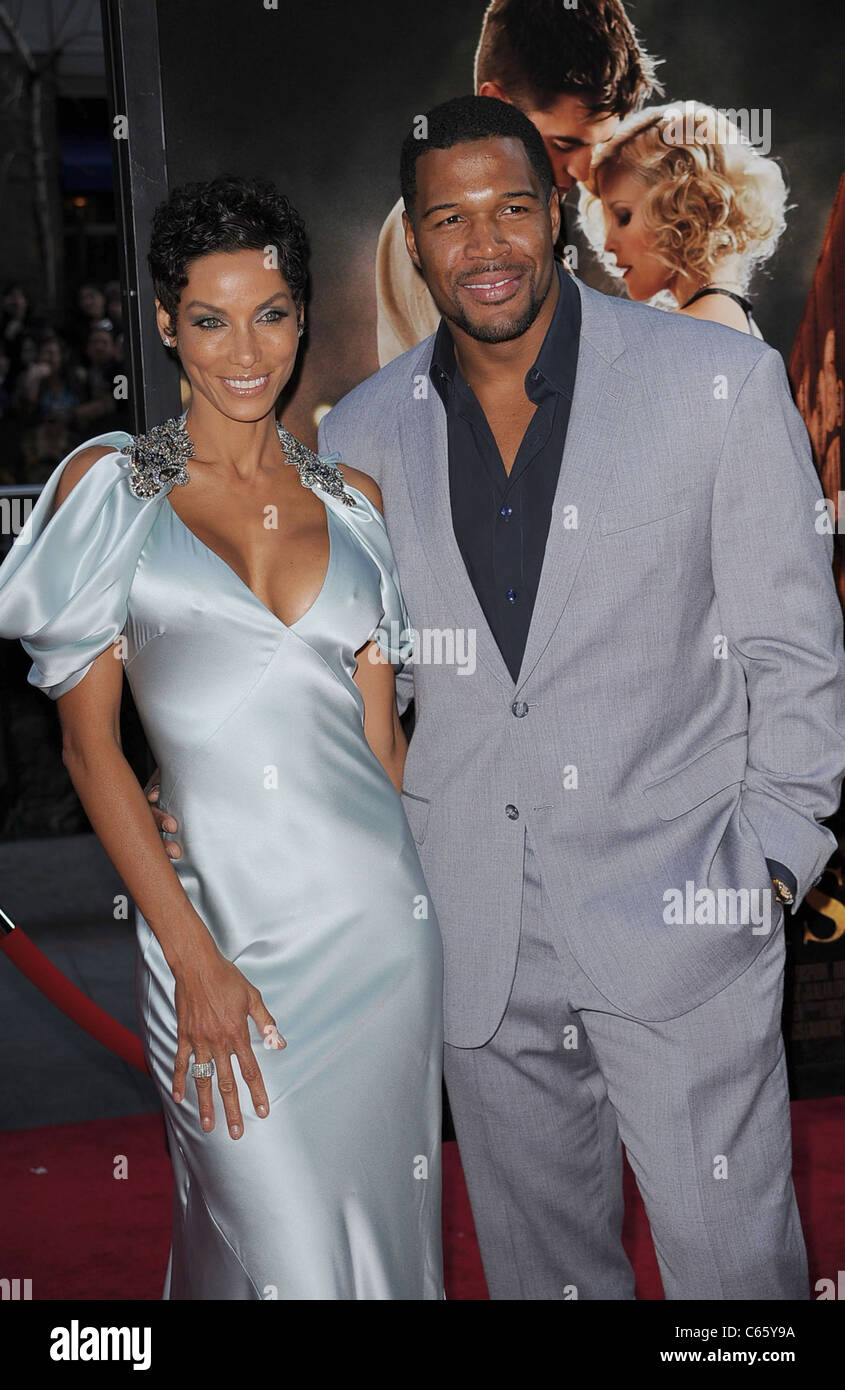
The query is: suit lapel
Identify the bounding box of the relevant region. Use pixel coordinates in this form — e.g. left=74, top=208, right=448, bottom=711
left=515, top=279, right=634, bottom=690
left=397, top=355, right=515, bottom=690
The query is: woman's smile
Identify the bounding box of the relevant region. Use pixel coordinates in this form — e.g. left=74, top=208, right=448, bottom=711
left=219, top=373, right=271, bottom=396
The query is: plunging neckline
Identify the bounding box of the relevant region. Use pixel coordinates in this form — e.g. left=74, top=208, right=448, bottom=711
left=165, top=490, right=335, bottom=631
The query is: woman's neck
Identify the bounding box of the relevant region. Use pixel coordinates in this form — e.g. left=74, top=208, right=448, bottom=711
left=183, top=398, right=281, bottom=478
left=670, top=256, right=747, bottom=307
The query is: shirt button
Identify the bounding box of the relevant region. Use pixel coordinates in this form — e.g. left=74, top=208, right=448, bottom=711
left=499, top=505, right=513, bottom=519
left=505, top=804, right=520, bottom=820
left=512, top=701, right=529, bottom=718
left=506, top=588, right=518, bottom=603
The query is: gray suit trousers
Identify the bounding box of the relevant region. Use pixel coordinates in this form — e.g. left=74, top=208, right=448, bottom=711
left=443, top=830, right=809, bottom=1300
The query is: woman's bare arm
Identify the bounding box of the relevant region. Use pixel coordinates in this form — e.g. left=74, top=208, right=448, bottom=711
left=50, top=449, right=279, bottom=1137
left=57, top=641, right=217, bottom=981
left=342, top=468, right=408, bottom=793
left=353, top=638, right=408, bottom=794
left=52, top=449, right=214, bottom=971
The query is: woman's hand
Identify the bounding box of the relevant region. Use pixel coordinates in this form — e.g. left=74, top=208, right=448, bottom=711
left=144, top=767, right=183, bottom=859
left=172, top=945, right=285, bottom=1140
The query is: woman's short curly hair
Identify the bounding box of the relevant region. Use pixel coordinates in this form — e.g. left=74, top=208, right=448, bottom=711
left=578, top=102, right=789, bottom=297
left=147, top=174, right=309, bottom=325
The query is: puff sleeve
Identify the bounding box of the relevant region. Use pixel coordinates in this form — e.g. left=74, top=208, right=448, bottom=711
left=0, top=429, right=166, bottom=699
left=328, top=470, right=414, bottom=669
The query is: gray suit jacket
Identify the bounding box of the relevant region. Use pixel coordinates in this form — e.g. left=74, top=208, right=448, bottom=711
left=318, top=275, right=845, bottom=1046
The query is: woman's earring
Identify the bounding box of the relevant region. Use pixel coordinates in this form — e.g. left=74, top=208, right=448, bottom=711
left=163, top=336, right=171, bottom=347
left=297, top=324, right=304, bottom=338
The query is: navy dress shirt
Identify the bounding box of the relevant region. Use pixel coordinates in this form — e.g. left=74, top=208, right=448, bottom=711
left=429, top=263, right=580, bottom=684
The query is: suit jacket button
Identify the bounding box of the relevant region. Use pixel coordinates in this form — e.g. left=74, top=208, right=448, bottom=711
left=505, top=804, right=520, bottom=819
left=512, top=701, right=529, bottom=717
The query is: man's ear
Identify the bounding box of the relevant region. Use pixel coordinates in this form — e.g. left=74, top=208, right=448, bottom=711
left=401, top=209, right=422, bottom=270
left=548, top=187, right=562, bottom=245
left=478, top=79, right=511, bottom=104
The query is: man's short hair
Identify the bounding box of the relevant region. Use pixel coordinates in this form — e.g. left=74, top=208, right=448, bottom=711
left=474, top=0, right=661, bottom=117
left=400, top=94, right=555, bottom=226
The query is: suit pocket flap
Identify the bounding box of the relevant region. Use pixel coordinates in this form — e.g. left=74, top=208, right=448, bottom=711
left=400, top=790, right=430, bottom=844
left=642, top=731, right=747, bottom=820
left=597, top=496, right=693, bottom=536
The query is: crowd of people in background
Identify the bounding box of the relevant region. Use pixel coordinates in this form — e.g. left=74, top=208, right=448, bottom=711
left=0, top=278, right=129, bottom=486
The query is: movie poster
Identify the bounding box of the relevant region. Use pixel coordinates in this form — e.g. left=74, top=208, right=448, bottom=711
left=153, top=0, right=842, bottom=440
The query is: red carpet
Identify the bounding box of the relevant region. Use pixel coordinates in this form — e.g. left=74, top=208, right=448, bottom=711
left=1, top=1098, right=842, bottom=1299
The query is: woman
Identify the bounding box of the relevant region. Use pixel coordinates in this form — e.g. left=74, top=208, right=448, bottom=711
left=578, top=102, right=789, bottom=337
left=0, top=175, right=444, bottom=1300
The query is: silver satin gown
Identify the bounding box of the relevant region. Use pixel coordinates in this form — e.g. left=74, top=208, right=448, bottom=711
left=0, top=425, right=444, bottom=1300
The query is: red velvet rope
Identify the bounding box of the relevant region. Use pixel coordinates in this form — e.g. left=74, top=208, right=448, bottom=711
left=0, top=919, right=150, bottom=1074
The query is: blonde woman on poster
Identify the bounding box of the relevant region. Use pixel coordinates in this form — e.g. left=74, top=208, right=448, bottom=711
left=579, top=101, right=789, bottom=338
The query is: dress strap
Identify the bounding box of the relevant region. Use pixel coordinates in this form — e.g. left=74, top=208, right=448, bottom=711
left=681, top=286, right=755, bottom=328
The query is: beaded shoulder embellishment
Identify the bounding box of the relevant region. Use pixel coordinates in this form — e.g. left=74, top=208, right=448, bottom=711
left=276, top=422, right=357, bottom=507
left=119, top=415, right=357, bottom=506
left=119, top=418, right=192, bottom=500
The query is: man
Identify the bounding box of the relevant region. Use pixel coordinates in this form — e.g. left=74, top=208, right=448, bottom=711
left=375, top=0, right=660, bottom=365
left=319, top=96, right=845, bottom=1299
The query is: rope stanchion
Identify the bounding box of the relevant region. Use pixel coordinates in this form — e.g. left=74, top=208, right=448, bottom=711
left=0, top=904, right=150, bottom=1074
